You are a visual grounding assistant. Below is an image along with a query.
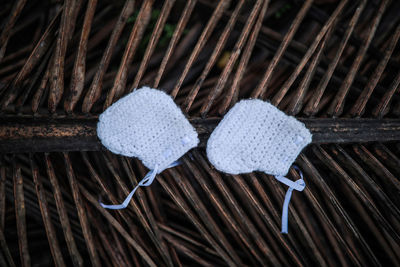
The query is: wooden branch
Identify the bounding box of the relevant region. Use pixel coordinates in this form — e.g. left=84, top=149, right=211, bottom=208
left=1, top=116, right=400, bottom=153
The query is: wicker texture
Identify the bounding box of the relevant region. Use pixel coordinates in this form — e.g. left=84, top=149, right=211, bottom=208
left=0, top=0, right=400, bottom=266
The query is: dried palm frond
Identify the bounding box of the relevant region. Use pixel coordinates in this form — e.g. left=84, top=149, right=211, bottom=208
left=1, top=0, right=400, bottom=266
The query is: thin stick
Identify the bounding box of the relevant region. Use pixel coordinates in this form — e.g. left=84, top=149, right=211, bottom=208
left=13, top=158, right=31, bottom=267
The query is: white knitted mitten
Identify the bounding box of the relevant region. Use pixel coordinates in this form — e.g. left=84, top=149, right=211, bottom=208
left=207, top=99, right=312, bottom=233
left=98, top=87, right=199, bottom=173
left=97, top=87, right=199, bottom=209
left=207, top=99, right=312, bottom=176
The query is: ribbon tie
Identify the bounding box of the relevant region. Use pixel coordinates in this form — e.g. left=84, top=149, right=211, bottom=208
left=100, top=161, right=181, bottom=209
left=274, top=165, right=305, bottom=234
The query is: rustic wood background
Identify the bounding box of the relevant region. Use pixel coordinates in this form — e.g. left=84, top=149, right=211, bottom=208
left=0, top=0, right=400, bottom=266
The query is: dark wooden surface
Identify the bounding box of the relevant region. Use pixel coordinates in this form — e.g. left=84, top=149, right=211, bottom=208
left=1, top=0, right=400, bottom=266
left=2, top=116, right=400, bottom=152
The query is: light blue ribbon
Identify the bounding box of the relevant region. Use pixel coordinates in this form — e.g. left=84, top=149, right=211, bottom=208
left=100, top=161, right=181, bottom=209
left=275, top=166, right=305, bottom=234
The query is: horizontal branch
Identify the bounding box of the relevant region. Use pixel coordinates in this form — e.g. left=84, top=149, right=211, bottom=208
left=1, top=116, right=400, bottom=153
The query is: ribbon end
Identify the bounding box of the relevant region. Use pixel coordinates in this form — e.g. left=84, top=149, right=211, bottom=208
left=276, top=166, right=306, bottom=235
left=99, top=162, right=178, bottom=210
left=99, top=201, right=128, bottom=210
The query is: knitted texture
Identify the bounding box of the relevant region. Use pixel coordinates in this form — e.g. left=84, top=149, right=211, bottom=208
left=97, top=87, right=199, bottom=172
left=207, top=99, right=312, bottom=176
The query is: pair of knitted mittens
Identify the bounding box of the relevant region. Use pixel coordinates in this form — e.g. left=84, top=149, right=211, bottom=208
left=97, top=87, right=312, bottom=233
